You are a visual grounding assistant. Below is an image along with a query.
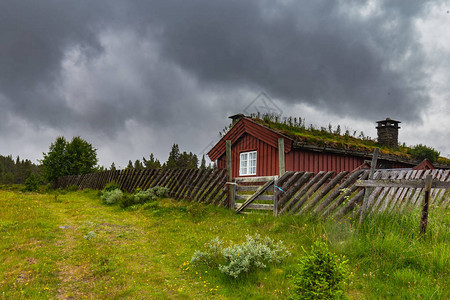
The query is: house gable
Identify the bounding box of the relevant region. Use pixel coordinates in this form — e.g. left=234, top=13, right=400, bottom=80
left=208, top=117, right=293, bottom=162
left=413, top=159, right=435, bottom=170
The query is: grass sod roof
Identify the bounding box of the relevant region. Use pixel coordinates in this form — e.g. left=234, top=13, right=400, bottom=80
left=234, top=115, right=450, bottom=167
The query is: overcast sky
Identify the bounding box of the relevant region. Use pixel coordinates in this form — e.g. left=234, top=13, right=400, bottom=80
left=1, top=0, right=449, bottom=168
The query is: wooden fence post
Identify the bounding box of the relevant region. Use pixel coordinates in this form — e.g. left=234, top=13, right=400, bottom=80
left=359, top=148, right=379, bottom=225
left=276, top=137, right=285, bottom=216
left=420, top=175, right=432, bottom=235
left=226, top=140, right=234, bottom=209
left=278, top=138, right=285, bottom=176
left=273, top=177, right=279, bottom=216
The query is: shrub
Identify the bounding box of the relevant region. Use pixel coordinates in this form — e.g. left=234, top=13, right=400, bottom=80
left=290, top=241, right=349, bottom=300
left=152, top=186, right=168, bottom=197
left=104, top=181, right=121, bottom=192
left=24, top=174, right=42, bottom=192
left=407, top=144, right=440, bottom=163
left=67, top=185, right=79, bottom=192
left=191, top=234, right=290, bottom=278
left=100, top=186, right=166, bottom=208
left=101, top=189, right=123, bottom=205
left=119, top=193, right=137, bottom=208
left=134, top=189, right=157, bottom=204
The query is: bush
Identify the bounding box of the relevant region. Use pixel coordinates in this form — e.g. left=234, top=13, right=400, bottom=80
left=191, top=234, right=290, bottom=278
left=67, top=185, right=79, bottom=192
left=101, top=189, right=123, bottom=205
left=104, top=181, right=121, bottom=192
left=134, top=189, right=157, bottom=204
left=100, top=186, right=166, bottom=208
left=290, top=241, right=349, bottom=300
left=407, top=144, right=440, bottom=163
left=24, top=174, right=42, bottom=192
left=119, top=193, right=137, bottom=208
left=152, top=186, right=168, bottom=197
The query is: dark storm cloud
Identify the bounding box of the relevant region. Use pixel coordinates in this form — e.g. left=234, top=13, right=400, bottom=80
left=0, top=0, right=432, bottom=138
left=0, top=0, right=111, bottom=127
left=133, top=0, right=430, bottom=120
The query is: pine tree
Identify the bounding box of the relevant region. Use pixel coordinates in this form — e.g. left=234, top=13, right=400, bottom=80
left=126, top=160, right=134, bottom=169
left=134, top=159, right=144, bottom=170
left=200, top=155, right=206, bottom=169
left=166, top=144, right=180, bottom=169
left=143, top=153, right=161, bottom=169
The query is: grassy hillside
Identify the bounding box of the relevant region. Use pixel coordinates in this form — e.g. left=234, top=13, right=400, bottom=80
left=0, top=187, right=448, bottom=299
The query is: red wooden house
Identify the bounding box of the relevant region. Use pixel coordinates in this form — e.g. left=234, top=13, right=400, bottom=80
left=208, top=115, right=430, bottom=178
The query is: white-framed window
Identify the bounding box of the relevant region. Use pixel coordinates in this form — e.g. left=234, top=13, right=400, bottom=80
left=239, top=151, right=257, bottom=176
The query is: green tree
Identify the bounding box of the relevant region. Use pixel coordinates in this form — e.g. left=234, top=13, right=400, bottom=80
left=41, top=136, right=98, bottom=182
left=41, top=137, right=69, bottom=182
left=143, top=154, right=161, bottom=169
left=126, top=160, right=134, bottom=169
left=110, top=162, right=117, bottom=171
left=178, top=151, right=198, bottom=169
left=164, top=144, right=198, bottom=169
left=66, top=136, right=98, bottom=175
left=407, top=144, right=440, bottom=163
left=200, top=155, right=206, bottom=169
left=134, top=159, right=144, bottom=170
left=166, top=144, right=181, bottom=169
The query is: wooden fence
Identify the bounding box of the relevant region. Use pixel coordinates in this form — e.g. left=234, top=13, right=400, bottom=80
left=56, top=168, right=229, bottom=205
left=56, top=168, right=449, bottom=219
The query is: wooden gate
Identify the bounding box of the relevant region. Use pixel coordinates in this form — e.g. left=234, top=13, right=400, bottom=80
left=232, top=176, right=277, bottom=215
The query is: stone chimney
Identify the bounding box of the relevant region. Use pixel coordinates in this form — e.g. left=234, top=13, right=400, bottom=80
left=376, top=118, right=401, bottom=148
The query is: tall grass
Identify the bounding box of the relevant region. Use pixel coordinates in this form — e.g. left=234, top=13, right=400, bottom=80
left=0, top=188, right=448, bottom=299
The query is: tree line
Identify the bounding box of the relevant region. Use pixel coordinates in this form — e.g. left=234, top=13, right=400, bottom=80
left=0, top=155, right=40, bottom=184
left=121, top=144, right=211, bottom=171
left=1, top=137, right=213, bottom=185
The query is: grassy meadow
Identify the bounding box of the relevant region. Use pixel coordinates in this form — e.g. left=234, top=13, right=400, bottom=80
left=0, top=186, right=448, bottom=299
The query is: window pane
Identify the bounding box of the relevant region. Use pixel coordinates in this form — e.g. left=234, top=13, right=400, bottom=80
left=240, top=151, right=256, bottom=176
left=240, top=167, right=247, bottom=175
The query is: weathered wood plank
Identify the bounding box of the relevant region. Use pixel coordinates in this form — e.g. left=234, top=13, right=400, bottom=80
left=176, top=169, right=195, bottom=199
left=172, top=169, right=190, bottom=198
left=411, top=170, right=432, bottom=207
left=357, top=179, right=450, bottom=189
left=321, top=171, right=369, bottom=218
left=398, top=170, right=421, bottom=211
left=359, top=148, right=379, bottom=224
left=430, top=170, right=446, bottom=206
left=388, top=169, right=415, bottom=212
left=201, top=169, right=227, bottom=204
left=285, top=171, right=325, bottom=214
left=195, top=170, right=218, bottom=201
left=278, top=172, right=314, bottom=212
left=157, top=169, right=172, bottom=187
left=235, top=203, right=274, bottom=210
left=236, top=185, right=263, bottom=192
left=166, top=169, right=181, bottom=192
left=142, top=169, right=158, bottom=190
left=235, top=176, right=277, bottom=183
left=368, top=171, right=391, bottom=213
left=278, top=138, right=285, bottom=176
left=235, top=194, right=274, bottom=201
left=298, top=171, right=335, bottom=215
left=207, top=174, right=228, bottom=204
left=313, top=171, right=350, bottom=213
left=236, top=179, right=274, bottom=213
left=190, top=169, right=212, bottom=200
left=178, top=169, right=199, bottom=199
left=334, top=189, right=365, bottom=219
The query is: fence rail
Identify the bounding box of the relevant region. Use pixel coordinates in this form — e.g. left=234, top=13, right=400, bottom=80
left=56, top=168, right=449, bottom=219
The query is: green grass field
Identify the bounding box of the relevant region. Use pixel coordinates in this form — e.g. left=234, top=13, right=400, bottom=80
left=0, top=187, right=448, bottom=299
